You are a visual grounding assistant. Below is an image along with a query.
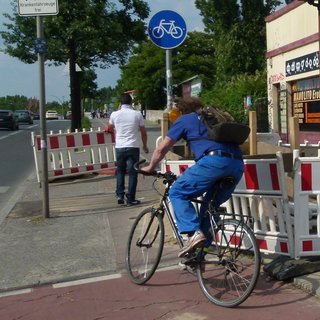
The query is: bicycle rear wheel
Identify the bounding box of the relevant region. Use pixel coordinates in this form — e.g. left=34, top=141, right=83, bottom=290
left=126, top=207, right=165, bottom=285
left=197, top=218, right=260, bottom=307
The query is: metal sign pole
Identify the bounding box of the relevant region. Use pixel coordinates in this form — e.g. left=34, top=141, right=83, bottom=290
left=148, top=10, right=187, bottom=112
left=36, top=16, right=50, bottom=218
left=166, top=49, right=173, bottom=110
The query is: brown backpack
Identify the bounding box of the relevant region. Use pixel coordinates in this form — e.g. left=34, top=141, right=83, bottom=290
left=190, top=105, right=250, bottom=145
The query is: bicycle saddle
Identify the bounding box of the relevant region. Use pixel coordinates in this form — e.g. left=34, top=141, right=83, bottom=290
left=217, top=176, right=235, bottom=189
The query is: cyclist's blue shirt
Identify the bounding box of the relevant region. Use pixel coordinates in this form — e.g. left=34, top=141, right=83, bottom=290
left=167, top=112, right=242, bottom=161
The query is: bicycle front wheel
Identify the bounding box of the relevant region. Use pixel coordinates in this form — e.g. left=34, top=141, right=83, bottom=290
left=197, top=218, right=260, bottom=307
left=126, top=207, right=165, bottom=285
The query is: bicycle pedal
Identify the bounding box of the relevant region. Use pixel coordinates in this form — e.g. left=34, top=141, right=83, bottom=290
left=182, top=253, right=197, bottom=264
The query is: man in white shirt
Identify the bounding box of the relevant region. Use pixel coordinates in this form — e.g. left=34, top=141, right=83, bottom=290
left=109, top=93, right=149, bottom=205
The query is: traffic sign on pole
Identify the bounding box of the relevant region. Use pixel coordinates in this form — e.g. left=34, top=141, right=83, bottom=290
left=17, top=0, right=59, bottom=218
left=148, top=10, right=187, bottom=49
left=18, top=0, right=59, bottom=16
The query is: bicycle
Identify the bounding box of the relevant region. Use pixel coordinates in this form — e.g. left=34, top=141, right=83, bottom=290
left=151, top=19, right=183, bottom=39
left=125, top=160, right=261, bottom=308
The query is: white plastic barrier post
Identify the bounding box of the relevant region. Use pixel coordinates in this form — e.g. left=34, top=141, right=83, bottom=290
left=162, top=151, right=294, bottom=257
left=31, top=128, right=116, bottom=182
left=230, top=152, right=294, bottom=257
left=293, top=149, right=320, bottom=258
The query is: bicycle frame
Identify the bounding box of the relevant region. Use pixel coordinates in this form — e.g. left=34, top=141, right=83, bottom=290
left=156, top=182, right=225, bottom=250
left=126, top=164, right=261, bottom=307
left=151, top=177, right=185, bottom=248
left=163, top=190, right=254, bottom=254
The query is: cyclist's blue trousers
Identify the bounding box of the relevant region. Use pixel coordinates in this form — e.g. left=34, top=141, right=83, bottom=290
left=168, top=154, right=244, bottom=238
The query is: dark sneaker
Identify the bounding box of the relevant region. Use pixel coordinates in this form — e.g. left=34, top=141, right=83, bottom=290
left=178, top=231, right=206, bottom=258
left=126, top=199, right=141, bottom=206
left=117, top=198, right=124, bottom=205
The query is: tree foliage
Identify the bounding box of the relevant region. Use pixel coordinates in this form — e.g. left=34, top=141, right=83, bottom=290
left=1, top=0, right=150, bottom=130
left=190, top=0, right=281, bottom=121
left=195, top=0, right=281, bottom=81
left=117, top=31, right=216, bottom=109
left=174, top=31, right=216, bottom=89
left=116, top=0, right=281, bottom=115
left=0, top=95, right=29, bottom=111
left=96, top=87, right=117, bottom=110
left=117, top=41, right=166, bottom=109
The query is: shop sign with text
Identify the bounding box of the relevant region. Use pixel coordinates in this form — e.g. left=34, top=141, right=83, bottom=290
left=286, top=52, right=319, bottom=77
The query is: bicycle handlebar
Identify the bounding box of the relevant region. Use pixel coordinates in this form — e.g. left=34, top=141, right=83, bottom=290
left=134, top=160, right=177, bottom=183
left=133, top=159, right=155, bottom=175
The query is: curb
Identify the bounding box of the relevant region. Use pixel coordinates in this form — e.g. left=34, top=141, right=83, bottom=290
left=0, top=171, right=36, bottom=225
left=294, top=272, right=320, bottom=298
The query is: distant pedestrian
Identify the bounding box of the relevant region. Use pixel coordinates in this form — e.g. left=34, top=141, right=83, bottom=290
left=109, top=93, right=149, bottom=205
left=141, top=105, right=146, bottom=119
left=96, top=108, right=100, bottom=119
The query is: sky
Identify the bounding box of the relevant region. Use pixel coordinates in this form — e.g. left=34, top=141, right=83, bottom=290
left=0, top=0, right=205, bottom=102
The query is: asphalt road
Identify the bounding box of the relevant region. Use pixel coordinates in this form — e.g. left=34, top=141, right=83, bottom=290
left=0, top=119, right=72, bottom=223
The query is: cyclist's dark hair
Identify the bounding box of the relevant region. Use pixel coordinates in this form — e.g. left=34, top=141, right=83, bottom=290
left=175, top=97, right=203, bottom=115
left=120, top=93, right=133, bottom=105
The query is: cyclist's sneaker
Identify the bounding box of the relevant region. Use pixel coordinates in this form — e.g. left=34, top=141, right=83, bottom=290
left=178, top=231, right=206, bottom=258
left=178, top=254, right=206, bottom=273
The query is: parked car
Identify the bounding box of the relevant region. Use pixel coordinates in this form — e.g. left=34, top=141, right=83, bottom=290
left=33, top=112, right=40, bottom=120
left=14, top=110, right=34, bottom=124
left=66, top=111, right=72, bottom=120
left=0, top=110, right=19, bottom=130
left=46, top=110, right=59, bottom=120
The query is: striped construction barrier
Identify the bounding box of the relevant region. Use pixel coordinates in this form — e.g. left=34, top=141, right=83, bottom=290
left=162, top=152, right=295, bottom=258
left=32, top=128, right=116, bottom=182
left=293, top=150, right=320, bottom=258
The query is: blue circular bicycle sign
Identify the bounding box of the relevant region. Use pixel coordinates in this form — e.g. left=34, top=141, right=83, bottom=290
left=148, top=10, right=187, bottom=49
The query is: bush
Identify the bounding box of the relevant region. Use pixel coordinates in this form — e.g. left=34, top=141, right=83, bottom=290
left=201, top=70, right=267, bottom=123
left=81, top=116, right=91, bottom=131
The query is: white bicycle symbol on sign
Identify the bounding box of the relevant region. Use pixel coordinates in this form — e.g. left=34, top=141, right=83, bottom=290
left=152, top=19, right=184, bottom=39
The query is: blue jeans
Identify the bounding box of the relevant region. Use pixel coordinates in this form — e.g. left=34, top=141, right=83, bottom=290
left=116, top=147, right=140, bottom=201
left=168, top=154, right=244, bottom=235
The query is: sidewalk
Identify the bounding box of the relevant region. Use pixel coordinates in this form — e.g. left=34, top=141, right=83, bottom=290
left=0, top=170, right=179, bottom=292
left=1, top=164, right=320, bottom=299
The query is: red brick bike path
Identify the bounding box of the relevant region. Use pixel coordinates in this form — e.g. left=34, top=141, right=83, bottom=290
left=1, top=268, right=320, bottom=320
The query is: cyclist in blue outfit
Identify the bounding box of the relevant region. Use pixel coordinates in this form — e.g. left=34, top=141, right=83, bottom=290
left=141, top=97, right=244, bottom=258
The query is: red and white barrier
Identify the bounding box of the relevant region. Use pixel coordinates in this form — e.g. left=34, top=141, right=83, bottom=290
left=293, top=150, right=320, bottom=258
left=162, top=152, right=295, bottom=258
left=229, top=154, right=293, bottom=257
left=32, top=128, right=116, bottom=182
left=234, top=160, right=282, bottom=195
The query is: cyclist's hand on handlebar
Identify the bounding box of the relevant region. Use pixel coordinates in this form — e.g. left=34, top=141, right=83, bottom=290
left=140, top=164, right=157, bottom=175
left=134, top=160, right=157, bottom=176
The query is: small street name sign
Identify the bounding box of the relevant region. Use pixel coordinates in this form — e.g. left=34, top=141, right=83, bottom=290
left=18, top=0, right=59, bottom=16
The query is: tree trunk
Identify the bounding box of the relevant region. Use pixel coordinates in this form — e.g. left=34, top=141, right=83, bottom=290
left=69, top=41, right=82, bottom=132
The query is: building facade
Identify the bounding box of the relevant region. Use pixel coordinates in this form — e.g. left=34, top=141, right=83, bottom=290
left=266, top=1, right=320, bottom=143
